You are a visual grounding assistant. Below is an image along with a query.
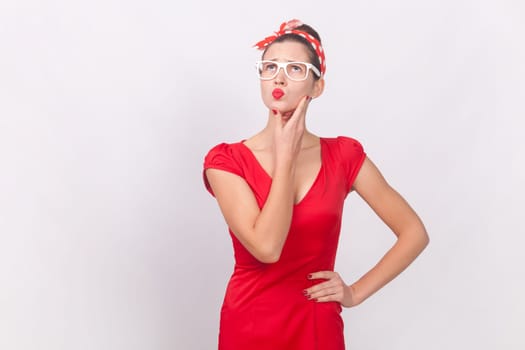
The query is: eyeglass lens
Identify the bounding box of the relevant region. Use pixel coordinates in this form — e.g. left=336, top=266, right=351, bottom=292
left=258, top=61, right=309, bottom=81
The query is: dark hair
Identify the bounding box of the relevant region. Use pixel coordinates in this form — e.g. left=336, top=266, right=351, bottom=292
left=262, top=24, right=323, bottom=80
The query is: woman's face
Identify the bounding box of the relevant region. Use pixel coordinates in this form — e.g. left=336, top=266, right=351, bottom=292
left=260, top=41, right=323, bottom=116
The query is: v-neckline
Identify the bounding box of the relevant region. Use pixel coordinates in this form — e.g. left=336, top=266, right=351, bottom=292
left=238, top=138, right=324, bottom=206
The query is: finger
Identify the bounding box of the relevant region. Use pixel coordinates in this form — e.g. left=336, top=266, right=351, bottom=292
left=285, top=95, right=310, bottom=126
left=294, top=95, right=311, bottom=122
left=304, top=279, right=340, bottom=297
left=305, top=278, right=338, bottom=292
left=308, top=271, right=338, bottom=281
left=308, top=286, right=340, bottom=300
left=272, top=109, right=286, bottom=128
left=315, top=294, right=341, bottom=303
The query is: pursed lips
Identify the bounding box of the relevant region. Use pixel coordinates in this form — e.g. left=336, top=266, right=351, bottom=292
left=272, top=88, right=285, bottom=99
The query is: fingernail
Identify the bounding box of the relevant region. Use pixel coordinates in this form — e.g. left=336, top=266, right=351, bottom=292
left=307, top=274, right=313, bottom=279
left=302, top=289, right=308, bottom=295
left=272, top=109, right=277, bottom=115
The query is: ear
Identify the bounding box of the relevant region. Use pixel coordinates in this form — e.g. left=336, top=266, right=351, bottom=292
left=311, top=78, right=325, bottom=99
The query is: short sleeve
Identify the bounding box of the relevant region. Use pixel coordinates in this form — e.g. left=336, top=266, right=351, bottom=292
left=337, top=136, right=366, bottom=193
left=203, top=143, right=244, bottom=197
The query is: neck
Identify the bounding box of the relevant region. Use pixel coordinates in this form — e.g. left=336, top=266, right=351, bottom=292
left=248, top=110, right=318, bottom=150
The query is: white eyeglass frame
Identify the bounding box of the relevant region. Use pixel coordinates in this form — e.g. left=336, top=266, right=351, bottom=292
left=255, top=60, right=321, bottom=81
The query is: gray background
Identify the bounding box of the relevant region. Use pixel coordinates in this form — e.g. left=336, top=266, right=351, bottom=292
left=1, top=0, right=524, bottom=349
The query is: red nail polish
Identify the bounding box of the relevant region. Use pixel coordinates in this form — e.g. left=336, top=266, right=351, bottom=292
left=307, top=274, right=313, bottom=279
left=303, top=289, right=308, bottom=295
left=272, top=109, right=277, bottom=115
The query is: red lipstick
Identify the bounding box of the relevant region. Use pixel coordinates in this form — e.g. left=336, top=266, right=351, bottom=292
left=272, top=88, right=284, bottom=100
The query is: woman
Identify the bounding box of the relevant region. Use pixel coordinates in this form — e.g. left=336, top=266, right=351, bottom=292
left=203, top=19, right=429, bottom=350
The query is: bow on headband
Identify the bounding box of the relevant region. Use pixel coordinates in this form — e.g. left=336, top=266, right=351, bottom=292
left=253, top=19, right=326, bottom=76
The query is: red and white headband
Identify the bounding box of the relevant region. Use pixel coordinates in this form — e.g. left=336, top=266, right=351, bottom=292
left=253, top=19, right=326, bottom=76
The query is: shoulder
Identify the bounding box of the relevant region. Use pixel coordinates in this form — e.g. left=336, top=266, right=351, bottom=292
left=322, top=136, right=367, bottom=192
left=204, top=141, right=235, bottom=158
left=321, top=136, right=365, bottom=158
left=203, top=141, right=244, bottom=168
left=203, top=141, right=246, bottom=196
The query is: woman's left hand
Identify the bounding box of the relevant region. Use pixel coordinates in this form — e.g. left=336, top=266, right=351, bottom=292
left=304, top=271, right=356, bottom=308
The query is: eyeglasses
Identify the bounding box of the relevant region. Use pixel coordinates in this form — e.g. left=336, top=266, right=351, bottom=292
left=255, top=60, right=321, bottom=81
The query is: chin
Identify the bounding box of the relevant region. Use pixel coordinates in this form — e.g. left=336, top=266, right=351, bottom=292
left=265, top=99, right=296, bottom=115
left=282, top=110, right=294, bottom=117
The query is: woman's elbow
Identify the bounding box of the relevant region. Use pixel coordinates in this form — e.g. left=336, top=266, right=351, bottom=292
left=257, top=254, right=281, bottom=264
left=415, top=226, right=429, bottom=252
left=422, top=230, right=430, bottom=247
left=399, top=224, right=429, bottom=253
left=251, top=245, right=283, bottom=264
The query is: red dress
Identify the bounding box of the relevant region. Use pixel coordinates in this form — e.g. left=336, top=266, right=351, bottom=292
left=203, top=136, right=366, bottom=350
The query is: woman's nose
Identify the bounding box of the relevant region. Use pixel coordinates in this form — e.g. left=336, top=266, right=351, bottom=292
left=274, top=67, right=287, bottom=84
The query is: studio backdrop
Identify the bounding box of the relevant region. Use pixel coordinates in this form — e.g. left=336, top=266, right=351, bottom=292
left=0, top=0, right=524, bottom=349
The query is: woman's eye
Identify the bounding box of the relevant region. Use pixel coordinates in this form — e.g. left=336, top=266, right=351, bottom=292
left=290, top=64, right=304, bottom=73
left=264, top=63, right=277, bottom=71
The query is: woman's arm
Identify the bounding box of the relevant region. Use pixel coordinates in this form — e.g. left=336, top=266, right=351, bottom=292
left=206, top=164, right=294, bottom=263
left=206, top=97, right=311, bottom=263
left=305, top=156, right=429, bottom=306
left=348, top=156, right=429, bottom=305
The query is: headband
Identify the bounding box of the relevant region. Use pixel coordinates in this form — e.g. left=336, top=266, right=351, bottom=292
left=253, top=19, right=326, bottom=76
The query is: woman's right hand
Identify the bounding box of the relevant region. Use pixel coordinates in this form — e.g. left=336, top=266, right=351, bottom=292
left=272, top=95, right=311, bottom=167
left=205, top=95, right=312, bottom=263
